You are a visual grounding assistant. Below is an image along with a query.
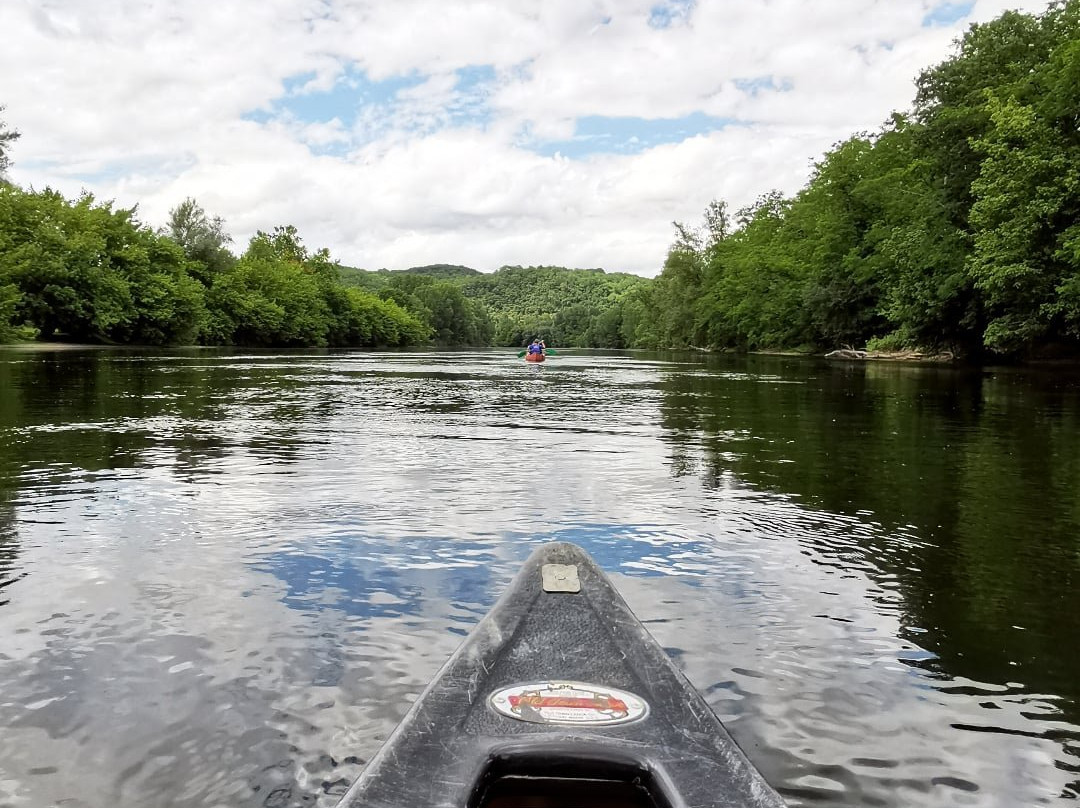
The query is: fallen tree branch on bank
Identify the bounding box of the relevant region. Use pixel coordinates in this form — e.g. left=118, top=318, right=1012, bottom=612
left=825, top=347, right=955, bottom=362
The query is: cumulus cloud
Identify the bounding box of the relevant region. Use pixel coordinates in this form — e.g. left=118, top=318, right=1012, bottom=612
left=0, top=0, right=1055, bottom=274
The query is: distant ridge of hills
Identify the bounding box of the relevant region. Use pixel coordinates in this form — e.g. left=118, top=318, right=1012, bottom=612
left=338, top=263, right=619, bottom=283
left=333, top=261, right=648, bottom=347
left=337, top=263, right=479, bottom=281
left=397, top=264, right=481, bottom=278
left=337, top=263, right=481, bottom=288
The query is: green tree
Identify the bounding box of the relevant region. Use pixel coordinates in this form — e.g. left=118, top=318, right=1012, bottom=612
left=376, top=274, right=491, bottom=345
left=696, top=192, right=807, bottom=350
left=201, top=225, right=429, bottom=348
left=618, top=285, right=653, bottom=347
left=549, top=303, right=593, bottom=345
left=121, top=236, right=207, bottom=344
left=412, top=281, right=472, bottom=344
left=582, top=304, right=623, bottom=347
left=0, top=106, right=19, bottom=180
left=967, top=96, right=1073, bottom=353
left=0, top=186, right=206, bottom=344
left=792, top=138, right=890, bottom=347
left=860, top=118, right=976, bottom=353
left=203, top=227, right=329, bottom=347
left=0, top=282, right=19, bottom=341
left=164, top=198, right=235, bottom=284
left=203, top=255, right=328, bottom=346
left=913, top=8, right=1054, bottom=231
left=964, top=3, right=1080, bottom=354
left=644, top=221, right=710, bottom=349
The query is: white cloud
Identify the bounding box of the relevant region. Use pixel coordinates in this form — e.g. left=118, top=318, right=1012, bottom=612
left=0, top=0, right=1056, bottom=275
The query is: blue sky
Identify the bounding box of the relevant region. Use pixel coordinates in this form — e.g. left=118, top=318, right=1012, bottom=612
left=249, top=70, right=428, bottom=126
left=2, top=0, right=1042, bottom=275
left=923, top=1, right=977, bottom=26
left=250, top=63, right=743, bottom=158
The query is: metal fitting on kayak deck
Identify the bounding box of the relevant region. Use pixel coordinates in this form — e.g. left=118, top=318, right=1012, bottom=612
left=541, top=563, right=580, bottom=592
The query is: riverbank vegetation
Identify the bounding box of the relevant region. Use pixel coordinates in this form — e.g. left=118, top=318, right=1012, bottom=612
left=1, top=0, right=1078, bottom=358
left=627, top=0, right=1080, bottom=360
left=0, top=188, right=426, bottom=348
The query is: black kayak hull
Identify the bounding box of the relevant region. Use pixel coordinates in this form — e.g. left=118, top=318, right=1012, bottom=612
left=336, top=542, right=786, bottom=807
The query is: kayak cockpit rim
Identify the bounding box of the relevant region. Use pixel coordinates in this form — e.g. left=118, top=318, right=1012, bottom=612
left=468, top=743, right=677, bottom=808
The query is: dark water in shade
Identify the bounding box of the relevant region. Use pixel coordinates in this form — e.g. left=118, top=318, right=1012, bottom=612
left=0, top=348, right=1078, bottom=808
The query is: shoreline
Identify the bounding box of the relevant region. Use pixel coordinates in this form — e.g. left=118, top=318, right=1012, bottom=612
left=4, top=342, right=1078, bottom=368
left=0, top=341, right=117, bottom=351
left=822, top=348, right=957, bottom=363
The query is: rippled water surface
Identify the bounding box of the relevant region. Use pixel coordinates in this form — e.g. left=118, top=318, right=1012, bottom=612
left=1, top=348, right=1078, bottom=807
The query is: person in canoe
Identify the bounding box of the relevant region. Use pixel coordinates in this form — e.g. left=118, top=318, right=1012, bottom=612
left=525, top=338, right=546, bottom=362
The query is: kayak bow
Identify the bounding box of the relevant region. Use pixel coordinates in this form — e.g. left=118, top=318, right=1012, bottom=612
left=336, top=542, right=786, bottom=808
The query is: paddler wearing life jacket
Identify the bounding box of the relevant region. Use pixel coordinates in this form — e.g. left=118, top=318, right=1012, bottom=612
left=527, top=338, right=546, bottom=356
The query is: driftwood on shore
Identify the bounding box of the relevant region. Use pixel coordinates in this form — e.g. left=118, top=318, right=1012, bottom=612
left=825, top=347, right=955, bottom=362
left=824, top=348, right=869, bottom=359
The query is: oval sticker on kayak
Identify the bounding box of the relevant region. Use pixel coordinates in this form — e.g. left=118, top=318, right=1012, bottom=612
left=489, top=681, right=648, bottom=726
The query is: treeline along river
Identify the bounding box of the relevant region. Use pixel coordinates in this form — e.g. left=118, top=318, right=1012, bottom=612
left=0, top=348, right=1078, bottom=807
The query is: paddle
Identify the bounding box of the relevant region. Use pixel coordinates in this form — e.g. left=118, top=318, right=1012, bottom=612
left=517, top=348, right=559, bottom=357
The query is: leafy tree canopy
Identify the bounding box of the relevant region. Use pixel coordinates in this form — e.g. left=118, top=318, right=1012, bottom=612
left=0, top=106, right=19, bottom=180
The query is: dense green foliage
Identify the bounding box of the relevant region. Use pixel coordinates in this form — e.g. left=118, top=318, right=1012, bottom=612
left=376, top=273, right=493, bottom=345
left=396, top=264, right=481, bottom=279
left=0, top=188, right=207, bottom=344
left=0, top=106, right=18, bottom=181
left=165, top=197, right=235, bottom=285
left=635, top=0, right=1080, bottom=359
left=200, top=225, right=428, bottom=348
left=338, top=263, right=647, bottom=347
left=335, top=267, right=492, bottom=345
left=459, top=266, right=648, bottom=346
left=0, top=188, right=425, bottom=348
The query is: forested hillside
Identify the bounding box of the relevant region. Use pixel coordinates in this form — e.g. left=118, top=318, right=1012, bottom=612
left=460, top=266, right=648, bottom=346
left=338, top=264, right=480, bottom=289
left=633, top=0, right=1080, bottom=359
left=337, top=263, right=647, bottom=347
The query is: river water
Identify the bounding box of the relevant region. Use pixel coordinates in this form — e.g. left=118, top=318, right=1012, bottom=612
left=0, top=348, right=1077, bottom=807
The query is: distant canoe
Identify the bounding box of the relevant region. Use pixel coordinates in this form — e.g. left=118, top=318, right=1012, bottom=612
left=525, top=353, right=546, bottom=363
